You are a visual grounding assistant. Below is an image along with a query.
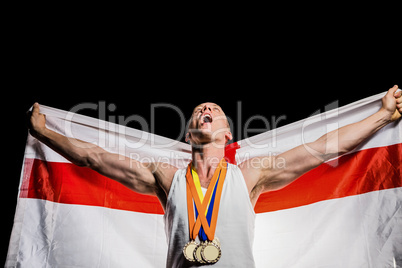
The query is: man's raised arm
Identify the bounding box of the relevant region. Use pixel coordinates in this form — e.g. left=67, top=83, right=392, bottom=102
left=27, top=103, right=177, bottom=203
left=242, top=85, right=402, bottom=203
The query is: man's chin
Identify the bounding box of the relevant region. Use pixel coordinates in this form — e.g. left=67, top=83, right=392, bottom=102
left=189, top=129, right=213, bottom=145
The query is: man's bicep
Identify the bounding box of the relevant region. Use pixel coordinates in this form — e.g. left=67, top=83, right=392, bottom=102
left=90, top=152, right=159, bottom=195
left=260, top=144, right=324, bottom=192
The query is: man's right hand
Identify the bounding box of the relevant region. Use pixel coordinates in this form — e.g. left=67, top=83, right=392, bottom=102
left=28, top=103, right=47, bottom=137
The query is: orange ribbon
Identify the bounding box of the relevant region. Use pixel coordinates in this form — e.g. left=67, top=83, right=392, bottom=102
left=186, top=158, right=227, bottom=241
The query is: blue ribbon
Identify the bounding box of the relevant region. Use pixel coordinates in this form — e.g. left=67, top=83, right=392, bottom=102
left=194, top=170, right=221, bottom=241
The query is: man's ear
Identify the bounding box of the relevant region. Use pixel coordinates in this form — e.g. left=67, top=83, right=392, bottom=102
left=225, top=131, right=233, bottom=144
left=185, top=132, right=191, bottom=143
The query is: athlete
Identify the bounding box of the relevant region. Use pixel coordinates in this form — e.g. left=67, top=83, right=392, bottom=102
left=27, top=85, right=402, bottom=267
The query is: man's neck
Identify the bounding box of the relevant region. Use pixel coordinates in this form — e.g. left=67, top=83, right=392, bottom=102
left=191, top=143, right=225, bottom=188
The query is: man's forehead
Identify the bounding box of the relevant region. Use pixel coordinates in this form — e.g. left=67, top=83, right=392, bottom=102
left=193, top=102, right=222, bottom=110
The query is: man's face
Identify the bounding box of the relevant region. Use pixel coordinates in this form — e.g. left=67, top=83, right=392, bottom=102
left=187, top=102, right=232, bottom=146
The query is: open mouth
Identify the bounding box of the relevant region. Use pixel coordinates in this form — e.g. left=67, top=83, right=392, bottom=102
left=201, top=114, right=213, bottom=124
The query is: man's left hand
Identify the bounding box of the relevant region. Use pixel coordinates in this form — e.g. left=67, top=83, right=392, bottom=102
left=381, top=85, right=402, bottom=122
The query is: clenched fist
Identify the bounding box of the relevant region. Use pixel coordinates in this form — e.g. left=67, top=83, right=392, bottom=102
left=27, top=102, right=47, bottom=138
left=381, top=85, right=402, bottom=122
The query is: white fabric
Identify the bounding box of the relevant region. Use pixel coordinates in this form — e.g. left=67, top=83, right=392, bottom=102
left=7, top=199, right=168, bottom=267
left=253, top=188, right=402, bottom=267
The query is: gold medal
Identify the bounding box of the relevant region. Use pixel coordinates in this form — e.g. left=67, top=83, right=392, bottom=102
left=193, top=242, right=207, bottom=264
left=183, top=241, right=198, bottom=262
left=201, top=240, right=221, bottom=264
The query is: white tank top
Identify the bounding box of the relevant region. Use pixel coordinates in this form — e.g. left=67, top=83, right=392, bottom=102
left=164, top=163, right=256, bottom=267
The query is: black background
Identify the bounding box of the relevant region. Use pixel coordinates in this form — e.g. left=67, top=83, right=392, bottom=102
left=3, top=11, right=401, bottom=265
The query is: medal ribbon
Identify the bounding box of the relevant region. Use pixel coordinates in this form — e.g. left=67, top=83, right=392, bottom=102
left=186, top=158, right=227, bottom=242
left=191, top=166, right=213, bottom=208
left=193, top=167, right=219, bottom=241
